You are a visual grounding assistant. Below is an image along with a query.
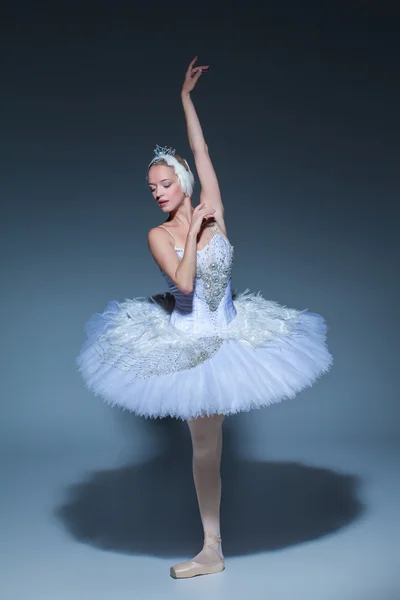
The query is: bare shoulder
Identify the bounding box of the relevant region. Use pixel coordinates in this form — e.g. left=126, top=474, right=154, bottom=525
left=147, top=225, right=176, bottom=270
left=147, top=226, right=174, bottom=254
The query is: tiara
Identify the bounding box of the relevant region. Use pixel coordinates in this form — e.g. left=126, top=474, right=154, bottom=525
left=153, top=144, right=176, bottom=159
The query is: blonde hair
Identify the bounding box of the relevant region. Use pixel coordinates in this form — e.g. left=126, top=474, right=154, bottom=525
left=147, top=154, right=190, bottom=174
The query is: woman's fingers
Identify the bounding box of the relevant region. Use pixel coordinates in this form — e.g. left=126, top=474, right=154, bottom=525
left=189, top=67, right=207, bottom=80
left=194, top=66, right=209, bottom=74
left=194, top=203, right=216, bottom=216
left=187, top=57, right=209, bottom=78
left=196, top=202, right=215, bottom=211
left=186, top=57, right=198, bottom=76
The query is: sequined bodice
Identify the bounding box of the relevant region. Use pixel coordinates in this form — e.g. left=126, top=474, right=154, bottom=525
left=161, top=226, right=237, bottom=334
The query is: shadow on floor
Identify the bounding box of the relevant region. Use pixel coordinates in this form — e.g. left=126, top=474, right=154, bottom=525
left=55, top=418, right=364, bottom=557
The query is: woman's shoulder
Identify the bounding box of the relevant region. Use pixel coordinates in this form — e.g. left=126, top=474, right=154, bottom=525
left=147, top=226, right=176, bottom=266
left=148, top=224, right=174, bottom=243
left=148, top=222, right=179, bottom=239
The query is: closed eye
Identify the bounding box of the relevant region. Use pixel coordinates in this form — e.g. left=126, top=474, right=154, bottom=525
left=149, top=184, right=171, bottom=192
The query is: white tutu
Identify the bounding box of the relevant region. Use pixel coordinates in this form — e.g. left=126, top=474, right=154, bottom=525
left=76, top=225, right=333, bottom=420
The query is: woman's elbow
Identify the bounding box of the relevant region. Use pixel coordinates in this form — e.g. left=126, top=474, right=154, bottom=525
left=181, top=284, right=194, bottom=294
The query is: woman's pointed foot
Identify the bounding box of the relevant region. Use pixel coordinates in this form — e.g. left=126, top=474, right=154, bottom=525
left=170, top=532, right=225, bottom=579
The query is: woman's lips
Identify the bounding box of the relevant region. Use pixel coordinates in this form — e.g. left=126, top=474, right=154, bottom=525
left=159, top=200, right=168, bottom=205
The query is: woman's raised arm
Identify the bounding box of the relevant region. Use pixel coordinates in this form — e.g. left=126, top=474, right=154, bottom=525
left=181, top=57, right=224, bottom=217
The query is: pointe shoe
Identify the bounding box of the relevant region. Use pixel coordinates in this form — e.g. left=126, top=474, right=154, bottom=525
left=170, top=532, right=225, bottom=579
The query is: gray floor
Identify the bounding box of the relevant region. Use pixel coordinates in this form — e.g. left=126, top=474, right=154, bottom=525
left=1, top=440, right=399, bottom=600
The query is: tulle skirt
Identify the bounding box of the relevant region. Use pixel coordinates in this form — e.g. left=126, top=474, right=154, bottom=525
left=76, top=289, right=333, bottom=420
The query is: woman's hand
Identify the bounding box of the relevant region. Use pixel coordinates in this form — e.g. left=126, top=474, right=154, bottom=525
left=188, top=202, right=216, bottom=237
left=181, top=56, right=209, bottom=96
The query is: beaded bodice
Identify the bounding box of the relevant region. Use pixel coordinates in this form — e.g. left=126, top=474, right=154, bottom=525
left=160, top=225, right=237, bottom=334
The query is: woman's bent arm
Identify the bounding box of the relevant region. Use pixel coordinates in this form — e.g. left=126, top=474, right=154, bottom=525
left=175, top=231, right=198, bottom=293
left=148, top=228, right=197, bottom=294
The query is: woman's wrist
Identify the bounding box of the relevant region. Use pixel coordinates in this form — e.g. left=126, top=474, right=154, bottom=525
left=186, top=228, right=198, bottom=242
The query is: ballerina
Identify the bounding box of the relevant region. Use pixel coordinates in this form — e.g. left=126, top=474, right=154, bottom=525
left=77, top=56, right=333, bottom=578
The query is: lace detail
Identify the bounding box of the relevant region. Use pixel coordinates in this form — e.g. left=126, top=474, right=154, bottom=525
left=174, top=227, right=234, bottom=315
left=92, top=334, right=224, bottom=379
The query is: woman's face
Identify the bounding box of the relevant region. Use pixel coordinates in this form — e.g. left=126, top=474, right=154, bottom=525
left=148, top=164, right=184, bottom=211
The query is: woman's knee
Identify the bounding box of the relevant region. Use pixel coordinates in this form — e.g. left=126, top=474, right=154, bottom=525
left=187, top=414, right=224, bottom=437
left=187, top=414, right=224, bottom=458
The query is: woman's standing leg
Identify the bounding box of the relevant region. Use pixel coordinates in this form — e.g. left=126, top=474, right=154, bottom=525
left=186, top=413, right=225, bottom=564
